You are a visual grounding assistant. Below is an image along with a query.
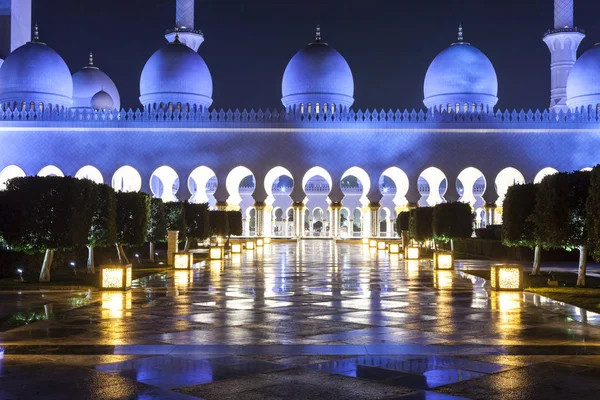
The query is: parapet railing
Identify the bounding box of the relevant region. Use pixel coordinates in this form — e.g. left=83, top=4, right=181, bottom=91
left=1, top=107, right=600, bottom=124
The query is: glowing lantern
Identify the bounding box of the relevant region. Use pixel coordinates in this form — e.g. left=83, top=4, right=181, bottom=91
left=389, top=243, right=400, bottom=254
left=434, top=252, right=454, bottom=270
left=406, top=246, right=420, bottom=260
left=246, top=241, right=255, bottom=250
left=210, top=247, right=224, bottom=260
left=361, top=238, right=369, bottom=245
left=100, top=264, right=132, bottom=291
left=256, top=238, right=264, bottom=247
left=263, top=237, right=271, bottom=244
left=231, top=243, right=242, bottom=254
left=174, top=253, right=192, bottom=269
left=377, top=241, right=387, bottom=251
left=490, top=264, right=523, bottom=291
left=369, top=239, right=377, bottom=248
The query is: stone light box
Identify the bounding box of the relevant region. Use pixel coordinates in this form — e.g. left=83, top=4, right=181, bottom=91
left=210, top=247, right=224, bottom=260
left=246, top=241, right=255, bottom=250
left=231, top=243, right=242, bottom=254
left=434, top=252, right=454, bottom=270
left=406, top=247, right=420, bottom=260
left=490, top=264, right=523, bottom=291
left=174, top=253, right=193, bottom=269
left=389, top=243, right=401, bottom=254
left=100, top=264, right=132, bottom=291
left=377, top=241, right=387, bottom=251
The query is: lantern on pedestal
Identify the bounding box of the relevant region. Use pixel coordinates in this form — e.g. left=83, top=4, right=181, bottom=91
left=100, top=264, right=132, bottom=291
left=490, top=265, right=523, bottom=291
left=231, top=243, right=242, bottom=254
left=389, top=243, right=401, bottom=254
left=174, top=253, right=193, bottom=269
left=406, top=246, right=420, bottom=260
left=210, top=247, right=224, bottom=260
left=433, top=252, right=454, bottom=270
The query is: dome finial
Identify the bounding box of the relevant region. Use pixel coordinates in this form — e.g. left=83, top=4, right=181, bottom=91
left=174, top=28, right=181, bottom=44
left=458, top=23, right=463, bottom=42
left=89, top=51, right=94, bottom=67
left=316, top=25, right=321, bottom=42
left=33, top=23, right=39, bottom=42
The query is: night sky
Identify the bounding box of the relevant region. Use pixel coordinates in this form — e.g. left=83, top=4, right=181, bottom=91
left=33, top=0, right=600, bottom=111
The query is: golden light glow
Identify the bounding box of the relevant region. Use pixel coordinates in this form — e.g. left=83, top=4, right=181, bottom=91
left=174, top=253, right=191, bottom=269
left=126, top=267, right=132, bottom=287
left=263, top=237, right=271, bottom=244
left=174, top=270, right=193, bottom=288
left=231, top=253, right=242, bottom=266
left=101, top=291, right=132, bottom=319
left=377, top=241, right=387, bottom=250
left=369, top=239, right=377, bottom=248
left=407, top=260, right=420, bottom=278
left=256, top=238, right=264, bottom=247
left=216, top=236, right=224, bottom=246
left=101, top=267, right=123, bottom=288
left=246, top=241, right=255, bottom=250
left=434, top=270, right=453, bottom=289
left=407, top=247, right=420, bottom=260
left=231, top=243, right=242, bottom=254
left=389, top=243, right=400, bottom=254
left=491, top=265, right=523, bottom=291
left=210, top=247, right=224, bottom=260
left=362, top=238, right=369, bottom=245
left=434, top=253, right=453, bottom=270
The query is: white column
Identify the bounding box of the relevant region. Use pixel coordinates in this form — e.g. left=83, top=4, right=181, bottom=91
left=243, top=218, right=249, bottom=236
left=282, top=219, right=287, bottom=237
left=387, top=219, right=394, bottom=237
left=255, top=205, right=265, bottom=237
left=543, top=0, right=585, bottom=111
left=369, top=205, right=379, bottom=238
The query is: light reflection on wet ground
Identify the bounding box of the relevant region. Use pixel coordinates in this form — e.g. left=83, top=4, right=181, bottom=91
left=1, top=242, right=600, bottom=399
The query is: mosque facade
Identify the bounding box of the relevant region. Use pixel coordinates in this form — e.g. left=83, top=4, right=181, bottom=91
left=1, top=0, right=600, bottom=239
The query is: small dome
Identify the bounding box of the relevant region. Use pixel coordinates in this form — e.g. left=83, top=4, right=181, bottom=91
left=140, top=39, right=212, bottom=110
left=282, top=27, right=354, bottom=110
left=567, top=44, right=600, bottom=110
left=72, top=53, right=120, bottom=110
left=91, top=89, right=114, bottom=110
left=0, top=36, right=73, bottom=109
left=424, top=30, right=498, bottom=112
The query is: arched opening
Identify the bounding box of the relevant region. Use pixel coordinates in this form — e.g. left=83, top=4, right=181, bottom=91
left=456, top=167, right=486, bottom=209
left=341, top=167, right=371, bottom=237
left=418, top=167, right=447, bottom=206
left=312, top=207, right=325, bottom=236
left=38, top=165, right=64, bottom=177
left=302, top=167, right=332, bottom=237
left=380, top=167, right=409, bottom=207
left=246, top=207, right=256, bottom=237
left=379, top=207, right=393, bottom=237
left=112, top=166, right=142, bottom=192
left=150, top=166, right=179, bottom=202
left=265, top=167, right=294, bottom=237
left=75, top=166, right=103, bottom=184
left=0, top=165, right=26, bottom=190
left=339, top=207, right=351, bottom=238
left=226, top=166, right=255, bottom=210
left=188, top=166, right=218, bottom=208
left=495, top=167, right=526, bottom=223
left=351, top=208, right=363, bottom=237
left=533, top=167, right=559, bottom=184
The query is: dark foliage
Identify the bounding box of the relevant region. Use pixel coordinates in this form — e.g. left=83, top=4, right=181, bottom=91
left=88, top=183, right=117, bottom=248
left=147, top=198, right=167, bottom=243
left=432, top=202, right=473, bottom=243
left=396, top=211, right=410, bottom=232
left=186, top=203, right=209, bottom=241
left=227, top=211, right=243, bottom=236
left=165, top=201, right=187, bottom=242
left=115, top=191, right=150, bottom=247
left=409, top=207, right=434, bottom=243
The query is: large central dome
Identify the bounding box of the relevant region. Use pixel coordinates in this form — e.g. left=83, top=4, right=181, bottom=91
left=424, top=30, right=498, bottom=113
left=566, top=44, right=600, bottom=110
left=140, top=37, right=212, bottom=111
left=282, top=28, right=354, bottom=112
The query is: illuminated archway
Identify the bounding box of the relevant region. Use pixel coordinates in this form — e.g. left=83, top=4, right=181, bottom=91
left=188, top=166, right=217, bottom=206
left=75, top=166, right=103, bottom=184
left=341, top=166, right=371, bottom=206
left=0, top=165, right=25, bottom=190
left=418, top=167, right=447, bottom=206
left=226, top=166, right=255, bottom=208
left=265, top=167, right=294, bottom=236
left=380, top=167, right=409, bottom=206
left=38, top=165, right=64, bottom=177
left=302, top=167, right=332, bottom=197
left=150, top=166, right=179, bottom=202
left=456, top=167, right=486, bottom=207
left=495, top=167, right=525, bottom=206
left=112, top=166, right=142, bottom=192
left=533, top=167, right=559, bottom=184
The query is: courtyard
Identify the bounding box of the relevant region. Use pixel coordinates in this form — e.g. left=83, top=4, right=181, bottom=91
left=0, top=241, right=599, bottom=399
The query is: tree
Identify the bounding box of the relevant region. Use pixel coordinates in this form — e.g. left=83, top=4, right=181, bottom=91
left=533, top=171, right=591, bottom=286
left=186, top=203, right=209, bottom=248
left=227, top=211, right=243, bottom=237
left=165, top=201, right=187, bottom=250
left=209, top=210, right=229, bottom=241
left=433, top=202, right=473, bottom=253
left=0, top=176, right=96, bottom=281
left=147, top=198, right=167, bottom=262
left=87, top=183, right=117, bottom=274
left=115, top=191, right=150, bottom=264
left=502, top=183, right=542, bottom=274
left=396, top=211, right=410, bottom=247
left=586, top=165, right=600, bottom=262
left=409, top=207, right=434, bottom=244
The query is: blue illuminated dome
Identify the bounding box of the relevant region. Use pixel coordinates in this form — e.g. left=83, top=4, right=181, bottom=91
left=0, top=31, right=72, bottom=110
left=140, top=37, right=213, bottom=111
left=424, top=28, right=498, bottom=113
left=91, top=89, right=114, bottom=111
left=72, top=53, right=120, bottom=110
left=567, top=44, right=600, bottom=110
left=282, top=27, right=354, bottom=112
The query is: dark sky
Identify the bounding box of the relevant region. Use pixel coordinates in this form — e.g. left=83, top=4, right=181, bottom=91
left=33, top=0, right=600, bottom=111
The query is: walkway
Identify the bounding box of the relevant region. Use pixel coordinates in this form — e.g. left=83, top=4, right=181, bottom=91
left=1, top=242, right=599, bottom=399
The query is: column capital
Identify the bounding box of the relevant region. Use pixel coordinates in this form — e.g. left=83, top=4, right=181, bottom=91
left=484, top=202, right=497, bottom=211
left=292, top=201, right=305, bottom=209
left=368, top=202, right=381, bottom=209
left=407, top=202, right=419, bottom=210
left=216, top=201, right=227, bottom=211
left=254, top=201, right=266, bottom=210
left=329, top=201, right=343, bottom=209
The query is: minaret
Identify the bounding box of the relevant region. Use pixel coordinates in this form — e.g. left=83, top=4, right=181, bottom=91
left=165, top=0, right=204, bottom=52
left=543, top=0, right=585, bottom=111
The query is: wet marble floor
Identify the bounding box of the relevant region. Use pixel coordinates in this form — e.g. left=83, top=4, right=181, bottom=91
left=1, top=241, right=599, bottom=399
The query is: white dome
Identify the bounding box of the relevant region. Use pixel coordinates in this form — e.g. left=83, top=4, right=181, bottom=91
left=282, top=31, right=354, bottom=110
left=567, top=44, right=600, bottom=110
left=91, top=89, right=114, bottom=110
left=72, top=54, right=120, bottom=110
left=424, top=41, right=498, bottom=112
left=0, top=40, right=73, bottom=109
left=140, top=39, right=212, bottom=110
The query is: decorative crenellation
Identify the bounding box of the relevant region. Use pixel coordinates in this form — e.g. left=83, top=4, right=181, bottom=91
left=1, top=106, right=600, bottom=124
